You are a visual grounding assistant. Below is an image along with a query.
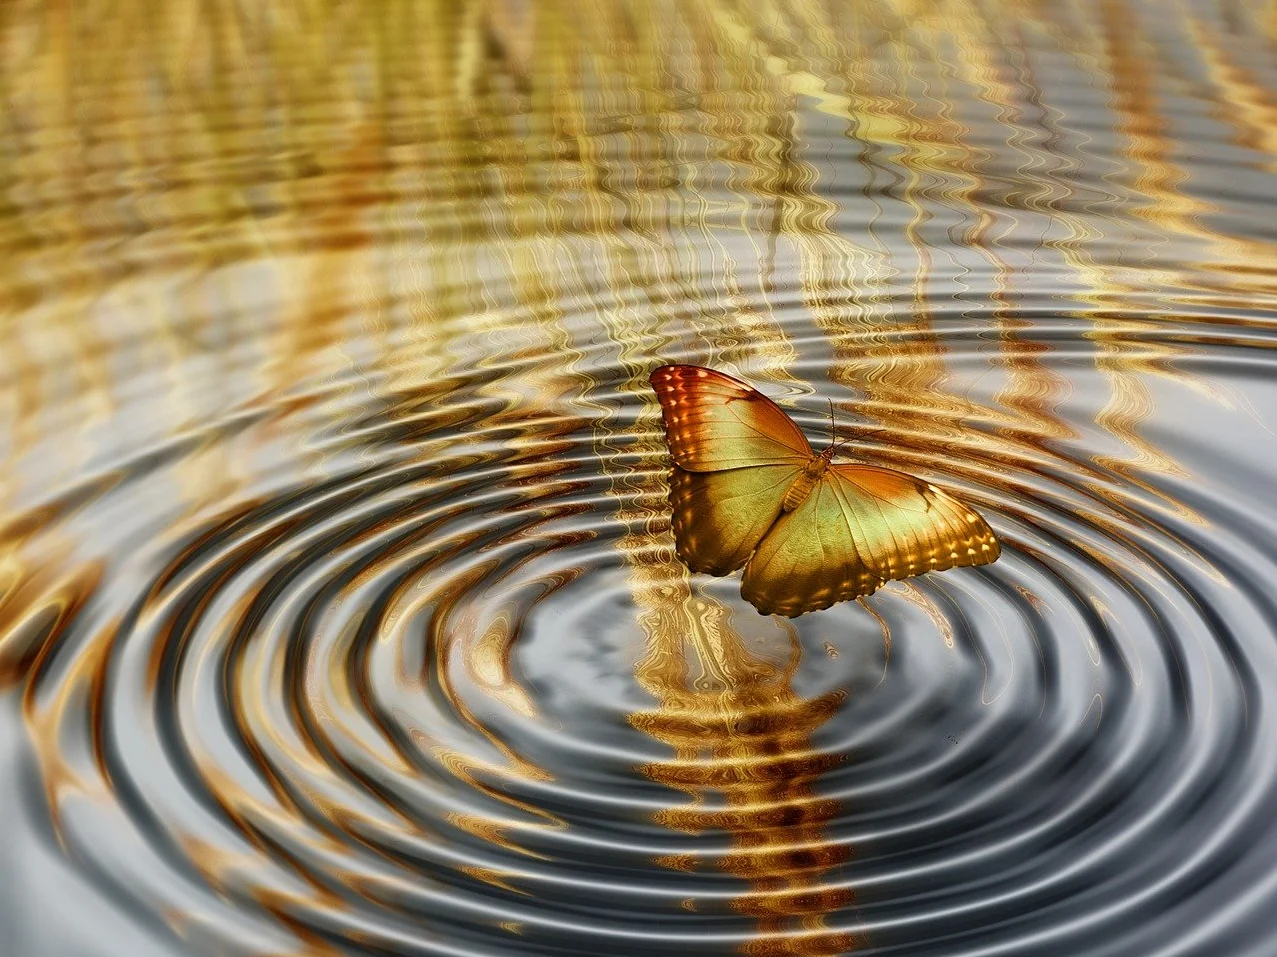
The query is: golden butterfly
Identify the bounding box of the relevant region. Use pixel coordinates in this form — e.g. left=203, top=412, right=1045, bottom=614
left=649, top=364, right=1000, bottom=617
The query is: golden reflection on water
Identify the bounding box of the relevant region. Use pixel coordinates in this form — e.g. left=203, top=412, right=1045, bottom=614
left=630, top=600, right=859, bottom=955
left=3, top=1, right=1277, bottom=955
left=603, top=391, right=860, bottom=950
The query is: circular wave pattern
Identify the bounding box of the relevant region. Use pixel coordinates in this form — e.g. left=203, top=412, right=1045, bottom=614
left=12, top=317, right=1277, bottom=957
left=5, top=1, right=1277, bottom=954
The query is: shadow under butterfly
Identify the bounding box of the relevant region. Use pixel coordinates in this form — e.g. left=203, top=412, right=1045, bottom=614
left=649, top=364, right=1001, bottom=617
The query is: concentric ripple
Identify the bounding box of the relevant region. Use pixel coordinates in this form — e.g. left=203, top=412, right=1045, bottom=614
left=5, top=1, right=1277, bottom=956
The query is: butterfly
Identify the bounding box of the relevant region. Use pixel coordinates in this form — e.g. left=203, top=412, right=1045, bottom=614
left=649, top=364, right=1000, bottom=617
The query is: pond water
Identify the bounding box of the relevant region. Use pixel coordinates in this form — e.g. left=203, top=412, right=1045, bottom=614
left=3, top=2, right=1277, bottom=955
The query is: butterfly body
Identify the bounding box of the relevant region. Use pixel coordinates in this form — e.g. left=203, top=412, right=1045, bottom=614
left=650, top=364, right=1000, bottom=617
left=782, top=448, right=834, bottom=512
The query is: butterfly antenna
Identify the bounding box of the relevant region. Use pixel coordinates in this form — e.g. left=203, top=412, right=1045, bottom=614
left=828, top=399, right=851, bottom=456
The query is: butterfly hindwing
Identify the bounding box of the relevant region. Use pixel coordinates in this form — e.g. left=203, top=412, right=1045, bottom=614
left=740, top=478, right=884, bottom=616
left=826, top=464, right=1000, bottom=581
left=649, top=365, right=811, bottom=472
left=739, top=466, right=1000, bottom=617
left=669, top=463, right=803, bottom=575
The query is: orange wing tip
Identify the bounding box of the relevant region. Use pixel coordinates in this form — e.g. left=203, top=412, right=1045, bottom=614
left=650, top=363, right=708, bottom=383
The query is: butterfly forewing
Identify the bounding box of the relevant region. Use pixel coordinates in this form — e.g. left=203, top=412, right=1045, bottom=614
left=827, top=464, right=1000, bottom=582
left=669, top=464, right=804, bottom=575
left=649, top=365, right=811, bottom=471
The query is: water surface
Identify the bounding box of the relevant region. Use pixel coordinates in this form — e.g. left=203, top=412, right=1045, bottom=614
left=3, top=2, right=1277, bottom=955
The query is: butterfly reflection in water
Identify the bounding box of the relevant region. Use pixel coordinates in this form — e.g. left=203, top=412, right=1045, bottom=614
left=649, top=365, right=1000, bottom=617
